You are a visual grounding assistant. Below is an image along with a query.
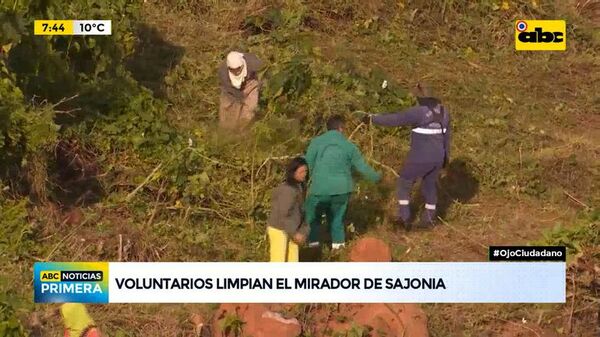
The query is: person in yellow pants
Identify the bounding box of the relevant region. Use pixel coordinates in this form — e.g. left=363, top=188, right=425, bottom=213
left=267, top=226, right=300, bottom=262
left=267, top=157, right=310, bottom=262
left=60, top=303, right=101, bottom=337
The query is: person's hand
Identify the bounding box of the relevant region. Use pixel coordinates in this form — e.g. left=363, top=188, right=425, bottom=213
left=292, top=232, right=306, bottom=245
left=360, top=113, right=372, bottom=125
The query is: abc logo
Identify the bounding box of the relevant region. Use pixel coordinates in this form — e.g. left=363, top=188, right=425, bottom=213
left=515, top=20, right=566, bottom=51
left=40, top=271, right=61, bottom=281
left=516, top=21, right=563, bottom=43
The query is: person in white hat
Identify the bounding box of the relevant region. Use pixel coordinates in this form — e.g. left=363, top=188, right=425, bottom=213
left=218, top=51, right=263, bottom=130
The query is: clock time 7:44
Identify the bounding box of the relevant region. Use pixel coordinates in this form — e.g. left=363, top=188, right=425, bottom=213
left=42, top=22, right=65, bottom=32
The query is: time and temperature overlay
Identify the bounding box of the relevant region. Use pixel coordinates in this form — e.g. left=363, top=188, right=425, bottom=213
left=34, top=20, right=111, bottom=35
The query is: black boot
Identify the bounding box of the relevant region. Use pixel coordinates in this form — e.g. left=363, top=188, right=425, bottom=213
left=418, top=207, right=437, bottom=228
left=394, top=217, right=412, bottom=231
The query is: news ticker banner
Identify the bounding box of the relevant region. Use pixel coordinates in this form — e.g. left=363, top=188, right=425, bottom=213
left=34, top=262, right=565, bottom=304
left=34, top=20, right=111, bottom=35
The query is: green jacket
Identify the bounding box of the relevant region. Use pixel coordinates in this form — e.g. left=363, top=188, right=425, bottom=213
left=305, top=130, right=380, bottom=196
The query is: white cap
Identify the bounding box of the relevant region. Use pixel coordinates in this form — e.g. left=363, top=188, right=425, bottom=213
left=226, top=51, right=244, bottom=69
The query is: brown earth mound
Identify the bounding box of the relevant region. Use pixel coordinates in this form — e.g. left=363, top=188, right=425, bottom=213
left=349, top=237, right=392, bottom=262
left=212, top=304, right=301, bottom=337
left=323, top=303, right=429, bottom=337
left=211, top=303, right=428, bottom=337
left=211, top=239, right=428, bottom=337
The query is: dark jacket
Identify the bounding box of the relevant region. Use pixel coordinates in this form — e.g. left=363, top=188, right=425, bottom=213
left=218, top=53, right=263, bottom=102
left=267, top=182, right=309, bottom=237
left=371, top=105, right=451, bottom=165
left=305, top=130, right=381, bottom=196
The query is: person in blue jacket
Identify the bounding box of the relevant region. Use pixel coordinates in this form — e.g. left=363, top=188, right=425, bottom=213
left=362, top=84, right=451, bottom=228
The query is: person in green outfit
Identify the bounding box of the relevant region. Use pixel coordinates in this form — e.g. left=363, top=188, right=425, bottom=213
left=304, top=115, right=381, bottom=250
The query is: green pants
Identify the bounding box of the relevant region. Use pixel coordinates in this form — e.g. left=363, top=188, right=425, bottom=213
left=305, top=193, right=350, bottom=244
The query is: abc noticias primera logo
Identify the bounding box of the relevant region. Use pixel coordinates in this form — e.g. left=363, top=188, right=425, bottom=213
left=515, top=20, right=566, bottom=51
left=34, top=262, right=109, bottom=303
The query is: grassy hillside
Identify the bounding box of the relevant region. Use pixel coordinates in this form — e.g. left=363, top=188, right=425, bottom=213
left=1, top=0, right=599, bottom=336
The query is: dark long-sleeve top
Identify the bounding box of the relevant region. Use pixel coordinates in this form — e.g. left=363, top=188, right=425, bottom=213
left=267, top=182, right=309, bottom=237
left=371, top=105, right=451, bottom=164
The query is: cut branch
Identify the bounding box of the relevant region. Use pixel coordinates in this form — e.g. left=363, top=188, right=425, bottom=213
left=437, top=217, right=488, bottom=250
left=368, top=158, right=399, bottom=177
left=564, top=190, right=589, bottom=209
left=348, top=122, right=365, bottom=140
left=52, top=94, right=80, bottom=108
left=125, top=162, right=163, bottom=202
left=190, top=148, right=244, bottom=170
left=256, top=154, right=300, bottom=177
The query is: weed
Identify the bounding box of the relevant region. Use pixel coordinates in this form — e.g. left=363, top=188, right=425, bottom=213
left=218, top=313, right=245, bottom=337
left=0, top=198, right=34, bottom=262
left=540, top=209, right=600, bottom=257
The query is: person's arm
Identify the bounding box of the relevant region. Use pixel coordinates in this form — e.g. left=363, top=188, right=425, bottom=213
left=244, top=53, right=263, bottom=75
left=350, top=144, right=381, bottom=183
left=371, top=106, right=423, bottom=127
left=296, top=222, right=310, bottom=237
left=295, top=186, right=310, bottom=241
left=444, top=113, right=451, bottom=164
left=305, top=140, right=318, bottom=175
left=276, top=186, right=302, bottom=237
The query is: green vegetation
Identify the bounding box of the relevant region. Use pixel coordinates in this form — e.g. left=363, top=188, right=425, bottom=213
left=219, top=312, right=245, bottom=337
left=542, top=209, right=600, bottom=257
left=344, top=323, right=370, bottom=337
left=1, top=0, right=599, bottom=336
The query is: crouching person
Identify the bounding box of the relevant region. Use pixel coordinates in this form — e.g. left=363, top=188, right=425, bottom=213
left=218, top=51, right=263, bottom=130
left=61, top=303, right=101, bottom=337
left=267, top=157, right=310, bottom=262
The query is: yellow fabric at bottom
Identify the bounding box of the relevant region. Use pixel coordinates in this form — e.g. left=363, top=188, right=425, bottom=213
left=61, top=303, right=95, bottom=337
left=267, top=226, right=299, bottom=262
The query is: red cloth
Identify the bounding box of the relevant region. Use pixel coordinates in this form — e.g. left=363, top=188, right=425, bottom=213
left=64, top=327, right=100, bottom=337
left=87, top=328, right=100, bottom=337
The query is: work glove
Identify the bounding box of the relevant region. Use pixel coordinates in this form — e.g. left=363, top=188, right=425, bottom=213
left=360, top=113, right=373, bottom=125
left=353, top=111, right=372, bottom=125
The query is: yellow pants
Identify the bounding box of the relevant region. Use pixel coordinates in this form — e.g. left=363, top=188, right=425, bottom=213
left=267, top=226, right=299, bottom=262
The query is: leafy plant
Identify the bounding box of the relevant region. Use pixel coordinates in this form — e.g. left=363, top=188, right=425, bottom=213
left=0, top=198, right=34, bottom=262
left=347, top=323, right=369, bottom=337
left=243, top=8, right=284, bottom=34
left=264, top=54, right=313, bottom=115
left=332, top=322, right=370, bottom=337
left=0, top=279, right=27, bottom=337
left=0, top=301, right=26, bottom=337
left=218, top=313, right=245, bottom=337
left=539, top=209, right=600, bottom=257
left=0, top=0, right=142, bottom=198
